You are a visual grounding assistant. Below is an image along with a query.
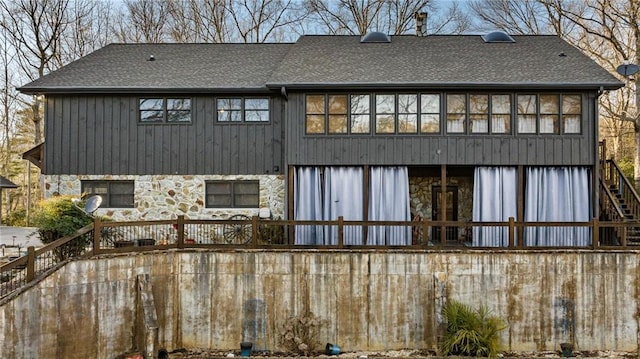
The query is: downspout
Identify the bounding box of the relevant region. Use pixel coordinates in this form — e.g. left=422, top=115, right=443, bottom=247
left=594, top=86, right=604, bottom=220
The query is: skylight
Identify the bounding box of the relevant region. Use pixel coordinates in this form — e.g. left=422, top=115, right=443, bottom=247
left=481, top=31, right=515, bottom=43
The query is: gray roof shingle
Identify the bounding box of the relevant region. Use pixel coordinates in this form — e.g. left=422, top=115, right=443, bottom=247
left=267, top=35, right=622, bottom=90
left=19, top=43, right=294, bottom=93
left=19, top=35, right=622, bottom=94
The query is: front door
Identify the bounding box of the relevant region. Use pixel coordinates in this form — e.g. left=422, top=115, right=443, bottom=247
left=432, top=186, right=458, bottom=242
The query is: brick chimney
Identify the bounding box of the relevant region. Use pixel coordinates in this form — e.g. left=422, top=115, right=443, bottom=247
left=415, top=12, right=427, bottom=36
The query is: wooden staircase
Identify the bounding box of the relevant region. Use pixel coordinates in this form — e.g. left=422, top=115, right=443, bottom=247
left=600, top=155, right=640, bottom=246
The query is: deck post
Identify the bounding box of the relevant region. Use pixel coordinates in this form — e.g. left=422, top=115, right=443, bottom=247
left=592, top=217, right=599, bottom=249
left=252, top=216, right=259, bottom=246
left=93, top=217, right=101, bottom=254
left=177, top=215, right=185, bottom=248
left=508, top=217, right=515, bottom=248
left=26, top=246, right=35, bottom=282
left=338, top=216, right=344, bottom=247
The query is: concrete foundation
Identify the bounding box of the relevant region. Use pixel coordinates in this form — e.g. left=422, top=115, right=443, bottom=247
left=0, top=249, right=638, bottom=358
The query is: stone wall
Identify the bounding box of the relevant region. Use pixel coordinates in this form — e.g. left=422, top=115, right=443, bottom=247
left=42, top=174, right=285, bottom=221
left=1, top=250, right=639, bottom=358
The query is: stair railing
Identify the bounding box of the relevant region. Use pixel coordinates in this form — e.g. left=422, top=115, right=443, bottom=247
left=599, top=178, right=627, bottom=245
left=603, top=159, right=640, bottom=222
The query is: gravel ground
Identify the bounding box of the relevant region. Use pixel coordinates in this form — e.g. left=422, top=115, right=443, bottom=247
left=156, top=349, right=638, bottom=359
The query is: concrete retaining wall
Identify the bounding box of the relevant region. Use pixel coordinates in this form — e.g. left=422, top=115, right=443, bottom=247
left=0, top=250, right=638, bottom=358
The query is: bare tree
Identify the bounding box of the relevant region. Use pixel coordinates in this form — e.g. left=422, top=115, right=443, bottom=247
left=552, top=0, right=640, bottom=187
left=227, top=0, right=307, bottom=43
left=0, top=0, right=73, bottom=143
left=115, top=0, right=171, bottom=43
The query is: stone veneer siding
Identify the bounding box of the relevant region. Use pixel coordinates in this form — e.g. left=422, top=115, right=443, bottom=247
left=43, top=174, right=285, bottom=221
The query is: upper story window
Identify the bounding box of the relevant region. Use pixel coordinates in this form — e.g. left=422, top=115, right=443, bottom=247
left=139, top=98, right=191, bottom=123
left=305, top=92, right=580, bottom=136
left=205, top=180, right=259, bottom=208
left=217, top=98, right=269, bottom=122
left=517, top=94, right=581, bottom=134
left=306, top=93, right=441, bottom=135
left=81, top=180, right=134, bottom=208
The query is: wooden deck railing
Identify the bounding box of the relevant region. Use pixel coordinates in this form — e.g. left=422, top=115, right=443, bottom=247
left=2, top=216, right=640, bottom=300
left=603, top=159, right=640, bottom=221
left=90, top=215, right=640, bottom=251
left=0, top=224, right=94, bottom=299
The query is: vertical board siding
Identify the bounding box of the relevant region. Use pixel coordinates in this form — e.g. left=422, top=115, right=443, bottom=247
left=45, top=95, right=284, bottom=175
left=285, top=93, right=596, bottom=167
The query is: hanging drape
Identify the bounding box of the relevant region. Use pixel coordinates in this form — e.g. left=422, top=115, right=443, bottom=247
left=368, top=166, right=411, bottom=245
left=293, top=167, right=324, bottom=245
left=472, top=167, right=518, bottom=247
left=323, top=167, right=364, bottom=245
left=524, top=167, right=592, bottom=246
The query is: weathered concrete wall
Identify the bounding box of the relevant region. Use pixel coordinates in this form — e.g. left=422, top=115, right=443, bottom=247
left=1, top=250, right=638, bottom=358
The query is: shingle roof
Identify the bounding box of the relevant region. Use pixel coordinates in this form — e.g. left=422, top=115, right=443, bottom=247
left=267, top=35, right=622, bottom=90
left=19, top=35, right=622, bottom=94
left=19, top=43, right=294, bottom=93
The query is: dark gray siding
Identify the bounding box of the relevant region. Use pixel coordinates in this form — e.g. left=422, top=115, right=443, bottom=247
left=285, top=92, right=598, bottom=166
left=44, top=95, right=284, bottom=175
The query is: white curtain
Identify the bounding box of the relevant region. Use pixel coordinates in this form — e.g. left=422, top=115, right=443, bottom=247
left=368, top=166, right=411, bottom=245
left=524, top=167, right=592, bottom=246
left=293, top=167, right=324, bottom=245
left=472, top=167, right=517, bottom=247
left=323, top=167, right=364, bottom=245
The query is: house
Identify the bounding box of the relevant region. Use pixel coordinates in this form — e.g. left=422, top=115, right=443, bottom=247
left=18, top=31, right=623, bottom=247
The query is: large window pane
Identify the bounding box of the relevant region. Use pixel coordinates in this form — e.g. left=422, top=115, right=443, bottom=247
left=491, top=95, right=511, bottom=133
left=447, top=94, right=466, bottom=133
left=376, top=94, right=395, bottom=133
left=328, top=95, right=347, bottom=133
left=206, top=181, right=259, bottom=208
left=245, top=98, right=269, bottom=122
left=540, top=95, right=559, bottom=134
left=140, top=98, right=164, bottom=122
left=306, top=95, right=325, bottom=133
left=517, top=95, right=537, bottom=133
left=217, top=98, right=242, bottom=122
left=82, top=180, right=134, bottom=208
left=420, top=94, right=440, bottom=133
left=470, top=94, right=488, bottom=133
left=563, top=95, right=581, bottom=133
left=350, top=95, right=370, bottom=133
left=398, top=94, right=417, bottom=133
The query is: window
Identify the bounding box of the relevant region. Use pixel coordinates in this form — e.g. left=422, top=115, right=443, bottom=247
left=398, top=94, right=418, bottom=133
left=420, top=94, right=440, bottom=133
left=350, top=94, right=370, bottom=133
left=540, top=94, right=559, bottom=134
left=328, top=95, right=348, bottom=133
left=217, top=98, right=269, bottom=122
left=491, top=95, right=511, bottom=133
left=517, top=94, right=581, bottom=134
left=306, top=95, right=325, bottom=134
left=206, top=180, right=259, bottom=208
left=447, top=94, right=466, bottom=133
left=376, top=94, right=395, bottom=133
left=562, top=95, right=581, bottom=133
left=469, top=94, right=489, bottom=133
left=139, top=98, right=191, bottom=123
left=81, top=180, right=134, bottom=208
left=517, top=95, right=537, bottom=134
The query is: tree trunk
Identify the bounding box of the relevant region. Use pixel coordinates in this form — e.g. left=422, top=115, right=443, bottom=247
left=635, top=123, right=640, bottom=190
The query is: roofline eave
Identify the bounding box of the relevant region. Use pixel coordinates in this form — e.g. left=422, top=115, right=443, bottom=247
left=16, top=87, right=279, bottom=95
left=267, top=81, right=625, bottom=91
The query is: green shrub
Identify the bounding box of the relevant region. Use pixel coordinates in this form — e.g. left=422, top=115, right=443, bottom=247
left=440, top=300, right=506, bottom=358
left=30, top=195, right=94, bottom=260
left=3, top=208, right=27, bottom=226
left=279, top=311, right=324, bottom=356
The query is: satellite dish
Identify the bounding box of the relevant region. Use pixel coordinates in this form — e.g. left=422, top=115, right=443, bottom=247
left=616, top=63, right=639, bottom=77
left=84, top=195, right=102, bottom=214
left=73, top=195, right=102, bottom=217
